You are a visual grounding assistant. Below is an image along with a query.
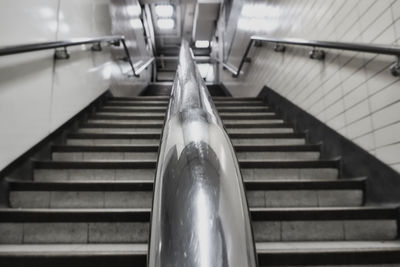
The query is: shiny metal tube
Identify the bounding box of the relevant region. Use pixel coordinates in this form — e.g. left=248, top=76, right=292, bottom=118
left=148, top=40, right=257, bottom=267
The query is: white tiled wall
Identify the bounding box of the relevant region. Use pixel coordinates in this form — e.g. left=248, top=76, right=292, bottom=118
left=218, top=0, right=400, bottom=173
left=0, top=0, right=150, bottom=170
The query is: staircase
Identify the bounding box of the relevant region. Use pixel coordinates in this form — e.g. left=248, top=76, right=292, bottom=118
left=1, top=92, right=399, bottom=266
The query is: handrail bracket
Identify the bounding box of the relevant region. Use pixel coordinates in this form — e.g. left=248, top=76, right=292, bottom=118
left=391, top=56, right=400, bottom=77
left=309, top=47, right=326, bottom=60
left=223, top=35, right=400, bottom=78
left=274, top=43, right=286, bottom=53
left=54, top=47, right=70, bottom=60
left=91, top=42, right=102, bottom=52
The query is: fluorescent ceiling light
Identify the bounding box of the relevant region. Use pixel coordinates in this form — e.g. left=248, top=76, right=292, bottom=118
left=126, top=5, right=141, bottom=16
left=155, top=5, right=174, bottom=17
left=130, top=19, right=142, bottom=29
left=157, top=18, right=174, bottom=30
left=195, top=40, right=210, bottom=48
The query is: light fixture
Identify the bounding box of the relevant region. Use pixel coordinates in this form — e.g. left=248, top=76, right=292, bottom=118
left=130, top=18, right=142, bottom=29
left=155, top=5, right=174, bottom=17
left=126, top=5, right=141, bottom=16
left=157, top=18, right=175, bottom=30
left=195, top=40, right=210, bottom=48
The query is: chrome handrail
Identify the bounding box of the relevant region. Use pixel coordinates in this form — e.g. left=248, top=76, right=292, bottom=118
left=223, top=35, right=400, bottom=77
left=148, top=40, right=257, bottom=267
left=0, top=35, right=154, bottom=77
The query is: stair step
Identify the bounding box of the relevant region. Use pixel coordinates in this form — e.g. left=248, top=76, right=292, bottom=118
left=241, top=160, right=340, bottom=181
left=227, top=128, right=294, bottom=134
left=245, top=178, right=364, bottom=207
left=0, top=244, right=147, bottom=267
left=67, top=132, right=304, bottom=140
left=235, top=144, right=319, bottom=152
left=54, top=144, right=317, bottom=152
left=0, top=208, right=150, bottom=244
left=67, top=133, right=161, bottom=139
left=220, top=113, right=279, bottom=120
left=0, top=207, right=396, bottom=244
left=95, top=111, right=166, bottom=116
left=212, top=97, right=260, bottom=101
left=230, top=132, right=306, bottom=145
left=52, top=144, right=319, bottom=161
left=33, top=159, right=338, bottom=182
left=251, top=207, right=398, bottom=242
left=105, top=101, right=168, bottom=106
left=34, top=161, right=156, bottom=169
left=9, top=180, right=153, bottom=191
left=33, top=161, right=156, bottom=181
left=9, top=178, right=364, bottom=209
left=224, top=119, right=285, bottom=124
left=110, top=96, right=169, bottom=101
left=91, top=114, right=165, bottom=120
left=81, top=122, right=163, bottom=128
left=214, top=102, right=266, bottom=107
left=214, top=101, right=264, bottom=105
left=104, top=102, right=168, bottom=107
left=53, top=145, right=159, bottom=152
left=99, top=107, right=167, bottom=113
left=230, top=133, right=306, bottom=139
left=78, top=122, right=163, bottom=134
left=256, top=241, right=400, bottom=266
left=235, top=144, right=320, bottom=161
left=224, top=122, right=291, bottom=128
left=87, top=119, right=164, bottom=124
left=1, top=242, right=399, bottom=267
left=66, top=133, right=161, bottom=145
left=52, top=145, right=159, bottom=161
left=217, top=107, right=273, bottom=112
left=34, top=159, right=337, bottom=170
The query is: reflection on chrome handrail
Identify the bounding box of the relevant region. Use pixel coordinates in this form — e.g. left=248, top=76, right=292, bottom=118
left=148, top=40, right=257, bottom=267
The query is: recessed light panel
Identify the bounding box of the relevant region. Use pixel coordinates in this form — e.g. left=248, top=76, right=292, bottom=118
left=155, top=5, right=174, bottom=17
left=195, top=40, right=210, bottom=48
left=157, top=18, right=175, bottom=30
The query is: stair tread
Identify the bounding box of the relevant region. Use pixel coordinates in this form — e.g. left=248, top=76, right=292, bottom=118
left=0, top=208, right=151, bottom=222
left=91, top=114, right=165, bottom=119
left=256, top=240, right=400, bottom=252
left=1, top=206, right=394, bottom=217
left=33, top=160, right=157, bottom=169
left=250, top=206, right=397, bottom=220
left=9, top=178, right=365, bottom=191
left=0, top=243, right=147, bottom=255
left=33, top=159, right=339, bottom=169
left=212, top=97, right=260, bottom=101
left=52, top=145, right=159, bottom=152
left=110, top=96, right=169, bottom=100
left=239, top=159, right=340, bottom=168
left=67, top=133, right=161, bottom=139
left=229, top=132, right=306, bottom=138
left=81, top=122, right=163, bottom=128
left=67, top=132, right=305, bottom=139
left=2, top=241, right=400, bottom=255
left=52, top=144, right=318, bottom=152
left=234, top=144, right=320, bottom=151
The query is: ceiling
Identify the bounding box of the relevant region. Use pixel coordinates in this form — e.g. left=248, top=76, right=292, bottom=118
left=139, top=0, right=220, bottom=57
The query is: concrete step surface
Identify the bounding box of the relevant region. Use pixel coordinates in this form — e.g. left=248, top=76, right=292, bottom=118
left=1, top=241, right=399, bottom=267
left=0, top=207, right=396, bottom=244
left=9, top=178, right=364, bottom=209
left=4, top=93, right=399, bottom=266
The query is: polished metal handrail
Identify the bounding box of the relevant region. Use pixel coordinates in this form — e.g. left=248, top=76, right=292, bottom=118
left=148, top=40, right=257, bottom=267
left=223, top=35, right=400, bottom=77
left=0, top=35, right=154, bottom=77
